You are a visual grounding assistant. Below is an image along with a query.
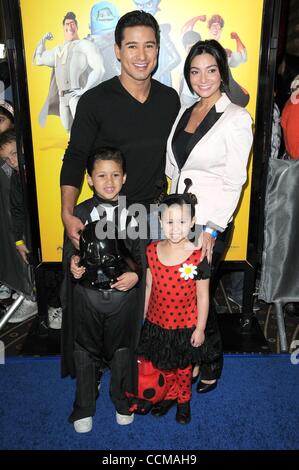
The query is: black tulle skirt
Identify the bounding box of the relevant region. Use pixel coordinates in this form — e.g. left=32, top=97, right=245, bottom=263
left=137, top=320, right=220, bottom=371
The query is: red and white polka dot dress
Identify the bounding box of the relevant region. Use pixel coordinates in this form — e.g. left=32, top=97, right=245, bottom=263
left=147, top=242, right=201, bottom=330
left=138, top=241, right=211, bottom=371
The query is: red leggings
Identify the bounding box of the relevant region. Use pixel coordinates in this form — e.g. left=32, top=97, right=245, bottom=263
left=163, top=365, right=192, bottom=403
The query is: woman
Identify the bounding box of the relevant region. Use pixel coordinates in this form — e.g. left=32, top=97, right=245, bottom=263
left=165, top=40, right=253, bottom=392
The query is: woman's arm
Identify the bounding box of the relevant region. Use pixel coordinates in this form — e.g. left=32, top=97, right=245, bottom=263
left=144, top=268, right=153, bottom=319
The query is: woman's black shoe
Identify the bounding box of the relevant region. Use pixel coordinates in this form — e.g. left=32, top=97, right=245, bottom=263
left=196, top=380, right=217, bottom=393
left=151, top=400, right=176, bottom=417
left=176, top=402, right=191, bottom=424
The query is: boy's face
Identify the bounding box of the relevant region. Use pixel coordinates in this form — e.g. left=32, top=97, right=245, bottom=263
left=0, top=141, right=18, bottom=170
left=0, top=113, right=13, bottom=134
left=160, top=204, right=195, bottom=244
left=87, top=159, right=126, bottom=201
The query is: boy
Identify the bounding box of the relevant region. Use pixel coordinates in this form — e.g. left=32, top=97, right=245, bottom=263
left=62, top=147, right=142, bottom=433
left=0, top=129, right=37, bottom=322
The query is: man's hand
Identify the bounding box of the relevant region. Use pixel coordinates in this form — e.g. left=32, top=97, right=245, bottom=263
left=70, top=255, right=85, bottom=279
left=111, top=272, right=139, bottom=291
left=16, top=243, right=29, bottom=264
left=191, top=328, right=205, bottom=347
left=62, top=212, right=84, bottom=249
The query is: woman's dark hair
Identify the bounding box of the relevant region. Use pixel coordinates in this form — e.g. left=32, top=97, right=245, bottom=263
left=0, top=101, right=14, bottom=125
left=115, top=10, right=160, bottom=47
left=87, top=147, right=126, bottom=176
left=159, top=193, right=198, bottom=219
left=184, top=39, right=229, bottom=95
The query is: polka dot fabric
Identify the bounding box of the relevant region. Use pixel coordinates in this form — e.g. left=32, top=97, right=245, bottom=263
left=147, top=242, right=202, bottom=330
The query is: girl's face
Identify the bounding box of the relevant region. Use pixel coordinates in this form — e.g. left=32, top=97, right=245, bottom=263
left=0, top=113, right=13, bottom=134
left=189, top=52, right=222, bottom=101
left=161, top=204, right=195, bottom=244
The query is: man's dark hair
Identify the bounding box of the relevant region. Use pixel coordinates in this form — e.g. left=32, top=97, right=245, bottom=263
left=63, top=11, right=78, bottom=27
left=87, top=147, right=126, bottom=176
left=0, top=128, right=16, bottom=149
left=114, top=10, right=160, bottom=47
left=184, top=39, right=229, bottom=94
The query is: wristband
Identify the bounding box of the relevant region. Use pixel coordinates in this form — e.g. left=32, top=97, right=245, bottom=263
left=203, top=226, right=218, bottom=239
left=15, top=240, right=25, bottom=246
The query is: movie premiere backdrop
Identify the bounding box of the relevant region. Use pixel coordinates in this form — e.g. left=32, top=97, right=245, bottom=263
left=20, top=0, right=263, bottom=262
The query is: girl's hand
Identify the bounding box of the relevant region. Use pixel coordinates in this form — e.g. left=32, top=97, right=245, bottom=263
left=191, top=328, right=205, bottom=348
left=111, top=272, right=138, bottom=291
left=70, top=255, right=85, bottom=279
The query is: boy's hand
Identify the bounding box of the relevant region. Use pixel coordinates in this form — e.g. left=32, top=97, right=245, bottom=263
left=111, top=272, right=138, bottom=291
left=16, top=243, right=29, bottom=264
left=70, top=255, right=85, bottom=279
left=191, top=328, right=205, bottom=348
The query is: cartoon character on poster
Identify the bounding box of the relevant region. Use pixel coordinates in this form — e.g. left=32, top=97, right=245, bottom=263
left=33, top=11, right=105, bottom=132
left=86, top=2, right=121, bottom=82
left=133, top=0, right=181, bottom=86
left=181, top=13, right=250, bottom=107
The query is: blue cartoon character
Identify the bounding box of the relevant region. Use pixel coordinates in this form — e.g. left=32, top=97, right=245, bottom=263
left=133, top=0, right=181, bottom=86
left=87, top=2, right=120, bottom=81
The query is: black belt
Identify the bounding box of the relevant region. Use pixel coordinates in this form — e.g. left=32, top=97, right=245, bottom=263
left=59, top=88, right=80, bottom=97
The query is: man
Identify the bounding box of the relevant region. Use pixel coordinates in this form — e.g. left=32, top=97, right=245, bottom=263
left=60, top=10, right=180, bottom=248
left=34, top=11, right=104, bottom=132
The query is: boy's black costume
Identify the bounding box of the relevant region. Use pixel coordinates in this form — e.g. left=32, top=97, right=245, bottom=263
left=61, top=193, right=143, bottom=421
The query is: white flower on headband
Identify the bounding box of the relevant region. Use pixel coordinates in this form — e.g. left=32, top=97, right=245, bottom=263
left=179, top=263, right=197, bottom=280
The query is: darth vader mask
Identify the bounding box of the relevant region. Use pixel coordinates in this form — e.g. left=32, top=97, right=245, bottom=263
left=79, top=221, right=135, bottom=289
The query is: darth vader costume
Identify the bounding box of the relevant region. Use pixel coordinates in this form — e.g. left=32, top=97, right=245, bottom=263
left=61, top=193, right=143, bottom=421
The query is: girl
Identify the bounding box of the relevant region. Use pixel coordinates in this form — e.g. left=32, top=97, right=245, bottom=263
left=138, top=192, right=215, bottom=425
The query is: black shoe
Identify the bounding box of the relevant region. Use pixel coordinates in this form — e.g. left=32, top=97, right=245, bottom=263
left=176, top=402, right=191, bottom=425
left=196, top=380, right=217, bottom=394
left=151, top=400, right=176, bottom=417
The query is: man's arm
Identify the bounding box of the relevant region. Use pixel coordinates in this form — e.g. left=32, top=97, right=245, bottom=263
left=33, top=33, right=55, bottom=67
left=61, top=185, right=84, bottom=249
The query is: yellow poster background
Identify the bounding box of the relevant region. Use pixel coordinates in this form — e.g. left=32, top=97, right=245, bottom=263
left=20, top=0, right=264, bottom=262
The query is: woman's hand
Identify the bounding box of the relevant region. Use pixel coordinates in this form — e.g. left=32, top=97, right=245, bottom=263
left=111, top=272, right=139, bottom=291
left=199, top=231, right=215, bottom=264
left=191, top=328, right=205, bottom=348
left=70, top=255, right=85, bottom=279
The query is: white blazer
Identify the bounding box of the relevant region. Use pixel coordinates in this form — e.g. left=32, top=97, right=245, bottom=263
left=165, top=93, right=253, bottom=231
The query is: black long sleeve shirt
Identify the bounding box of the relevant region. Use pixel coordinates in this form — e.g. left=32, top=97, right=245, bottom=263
left=61, top=76, right=180, bottom=205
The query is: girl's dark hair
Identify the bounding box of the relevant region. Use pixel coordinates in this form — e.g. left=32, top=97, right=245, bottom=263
left=159, top=193, right=198, bottom=218
left=115, top=10, right=160, bottom=47
left=0, top=101, right=14, bottom=124
left=184, top=39, right=229, bottom=95
left=87, top=147, right=126, bottom=176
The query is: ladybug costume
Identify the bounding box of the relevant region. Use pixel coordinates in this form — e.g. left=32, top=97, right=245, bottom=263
left=138, top=241, right=215, bottom=404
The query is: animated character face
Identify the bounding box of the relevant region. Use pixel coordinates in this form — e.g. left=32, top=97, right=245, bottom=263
left=133, top=0, right=161, bottom=16
left=90, top=2, right=120, bottom=35
left=63, top=19, right=79, bottom=42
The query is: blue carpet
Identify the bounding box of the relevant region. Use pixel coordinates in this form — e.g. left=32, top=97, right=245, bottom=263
left=0, top=355, right=298, bottom=450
